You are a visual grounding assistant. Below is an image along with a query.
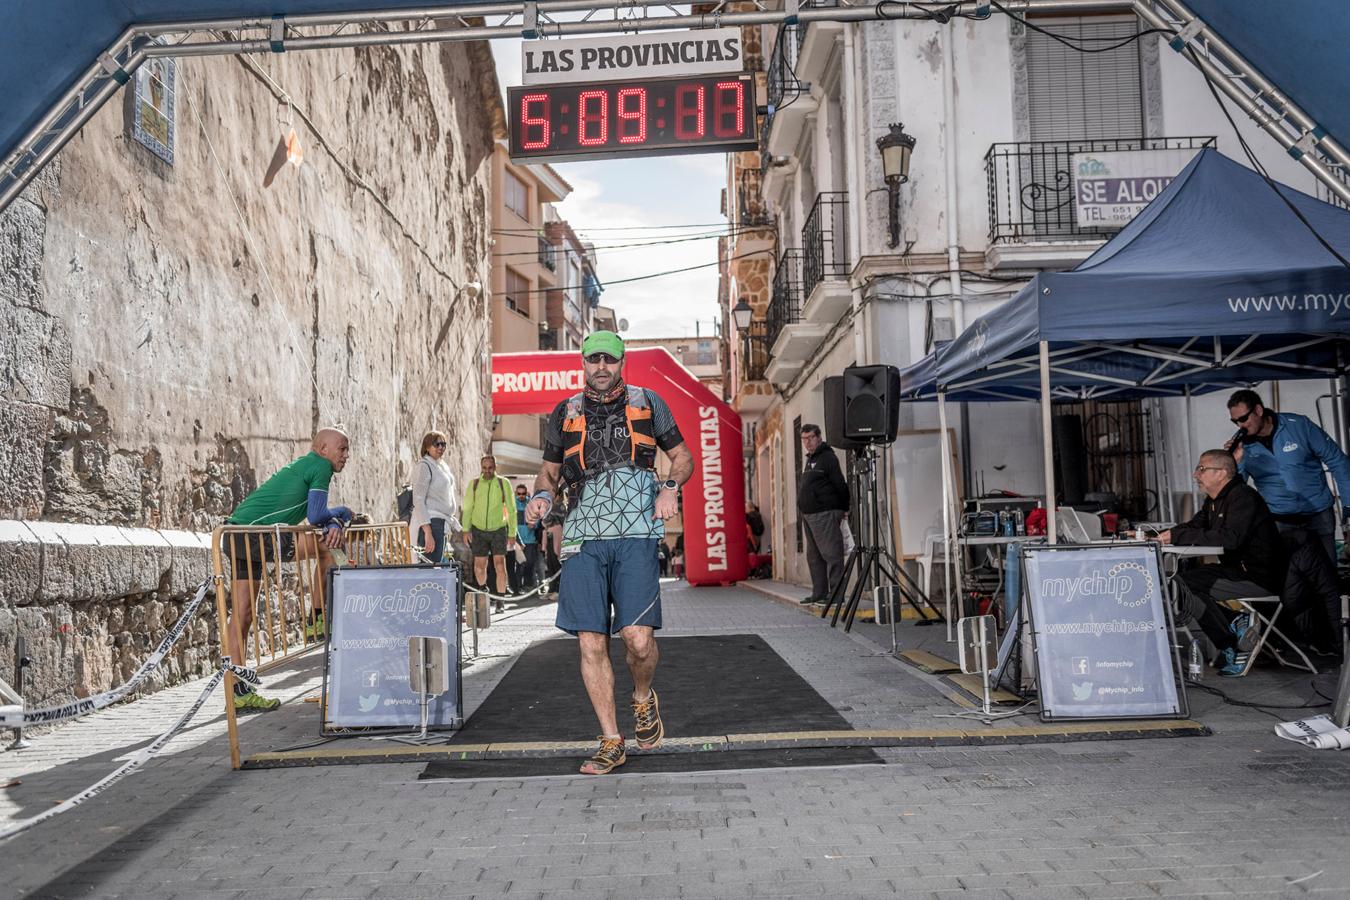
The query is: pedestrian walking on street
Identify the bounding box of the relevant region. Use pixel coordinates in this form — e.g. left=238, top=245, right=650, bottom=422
left=510, top=483, right=542, bottom=593
left=225, top=427, right=353, bottom=711
left=409, top=430, right=460, bottom=564
left=1224, top=389, right=1350, bottom=565
left=462, top=454, right=518, bottom=595
left=525, top=330, right=693, bottom=775
left=797, top=423, right=850, bottom=606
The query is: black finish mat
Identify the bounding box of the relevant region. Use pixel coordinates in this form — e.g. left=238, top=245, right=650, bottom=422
left=420, top=633, right=882, bottom=779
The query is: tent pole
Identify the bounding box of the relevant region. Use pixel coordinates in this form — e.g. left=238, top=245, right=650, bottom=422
left=1184, top=386, right=1198, bottom=516
left=938, top=392, right=955, bottom=641
left=1331, top=376, right=1346, bottom=453
left=1039, top=341, right=1058, bottom=544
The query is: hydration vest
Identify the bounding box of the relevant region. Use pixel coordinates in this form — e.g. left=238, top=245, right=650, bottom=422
left=559, top=385, right=658, bottom=491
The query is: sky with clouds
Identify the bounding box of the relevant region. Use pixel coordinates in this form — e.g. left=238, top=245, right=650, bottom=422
left=490, top=38, right=728, bottom=339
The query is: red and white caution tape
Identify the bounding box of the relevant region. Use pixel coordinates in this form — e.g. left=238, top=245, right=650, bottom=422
left=0, top=578, right=254, bottom=728
left=0, top=659, right=232, bottom=842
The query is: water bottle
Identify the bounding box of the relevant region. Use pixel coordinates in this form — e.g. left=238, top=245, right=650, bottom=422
left=1186, top=638, right=1203, bottom=682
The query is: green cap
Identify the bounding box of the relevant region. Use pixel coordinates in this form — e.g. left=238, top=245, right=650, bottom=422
left=581, top=330, right=625, bottom=359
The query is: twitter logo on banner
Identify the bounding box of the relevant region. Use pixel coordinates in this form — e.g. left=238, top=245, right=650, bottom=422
left=1071, top=682, right=1094, bottom=701
left=358, top=693, right=380, bottom=712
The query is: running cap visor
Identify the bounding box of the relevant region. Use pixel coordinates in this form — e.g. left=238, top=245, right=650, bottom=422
left=581, top=330, right=625, bottom=360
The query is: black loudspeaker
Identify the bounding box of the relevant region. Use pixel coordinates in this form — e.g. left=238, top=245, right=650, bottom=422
left=823, top=376, right=865, bottom=451
left=1052, top=414, right=1089, bottom=506
left=843, top=364, right=901, bottom=443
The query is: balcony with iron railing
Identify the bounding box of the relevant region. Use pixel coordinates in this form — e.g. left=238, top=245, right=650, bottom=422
left=537, top=234, right=556, bottom=271
left=800, top=191, right=851, bottom=322
left=765, top=23, right=804, bottom=116
left=762, top=23, right=815, bottom=163
left=766, top=249, right=803, bottom=352
left=743, top=318, right=770, bottom=383
left=985, top=136, right=1216, bottom=244
left=764, top=248, right=829, bottom=384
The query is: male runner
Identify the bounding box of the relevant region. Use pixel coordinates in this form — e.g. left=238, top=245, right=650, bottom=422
left=526, top=332, right=693, bottom=774
left=225, top=427, right=352, bottom=710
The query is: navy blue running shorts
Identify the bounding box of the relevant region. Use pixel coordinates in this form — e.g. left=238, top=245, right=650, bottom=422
left=556, top=538, right=662, bottom=636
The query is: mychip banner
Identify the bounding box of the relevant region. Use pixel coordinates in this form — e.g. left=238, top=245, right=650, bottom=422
left=1022, top=544, right=1185, bottom=720
left=324, top=564, right=463, bottom=732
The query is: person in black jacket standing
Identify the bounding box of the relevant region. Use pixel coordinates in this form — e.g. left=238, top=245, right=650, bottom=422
left=1160, top=449, right=1284, bottom=676
left=798, top=424, right=851, bottom=605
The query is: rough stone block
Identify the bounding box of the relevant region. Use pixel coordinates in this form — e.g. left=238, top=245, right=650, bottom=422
left=0, top=520, right=42, bottom=605
left=0, top=400, right=52, bottom=517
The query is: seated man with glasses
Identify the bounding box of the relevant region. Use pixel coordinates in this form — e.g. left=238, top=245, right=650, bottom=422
left=1159, top=450, right=1285, bottom=676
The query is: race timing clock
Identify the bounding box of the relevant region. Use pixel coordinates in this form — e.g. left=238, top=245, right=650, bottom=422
left=508, top=73, right=758, bottom=163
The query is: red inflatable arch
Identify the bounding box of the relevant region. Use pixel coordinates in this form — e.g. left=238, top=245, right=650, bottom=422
left=491, top=349, right=747, bottom=586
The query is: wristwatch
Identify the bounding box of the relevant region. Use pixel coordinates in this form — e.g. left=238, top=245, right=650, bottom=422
left=661, top=479, right=679, bottom=492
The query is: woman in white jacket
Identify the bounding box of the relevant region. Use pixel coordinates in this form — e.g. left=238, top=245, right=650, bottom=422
left=410, top=430, right=460, bottom=563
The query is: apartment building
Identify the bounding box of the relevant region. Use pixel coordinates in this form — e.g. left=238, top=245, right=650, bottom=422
left=488, top=146, right=605, bottom=474
left=722, top=9, right=1331, bottom=587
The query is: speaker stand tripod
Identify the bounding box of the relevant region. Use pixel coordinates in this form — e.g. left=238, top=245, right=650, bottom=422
left=821, top=444, right=945, bottom=632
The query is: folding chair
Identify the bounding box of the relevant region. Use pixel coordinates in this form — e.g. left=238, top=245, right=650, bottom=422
left=1221, top=595, right=1318, bottom=676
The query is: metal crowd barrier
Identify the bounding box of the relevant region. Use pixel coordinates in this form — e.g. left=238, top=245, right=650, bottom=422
left=210, top=521, right=413, bottom=768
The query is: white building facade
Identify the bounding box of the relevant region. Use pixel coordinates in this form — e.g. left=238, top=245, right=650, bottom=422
left=724, top=8, right=1340, bottom=588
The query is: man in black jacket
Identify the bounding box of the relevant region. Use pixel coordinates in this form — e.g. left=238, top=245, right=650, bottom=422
left=1161, top=449, right=1284, bottom=676
left=798, top=424, right=850, bottom=604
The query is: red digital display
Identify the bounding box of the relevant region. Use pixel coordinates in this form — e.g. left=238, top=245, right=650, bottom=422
left=509, top=73, right=757, bottom=163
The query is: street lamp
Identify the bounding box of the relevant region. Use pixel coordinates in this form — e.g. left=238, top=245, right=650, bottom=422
left=731, top=299, right=753, bottom=331
left=731, top=298, right=754, bottom=385
left=876, top=122, right=916, bottom=249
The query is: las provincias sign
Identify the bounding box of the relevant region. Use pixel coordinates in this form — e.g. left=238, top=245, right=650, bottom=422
left=521, top=28, right=743, bottom=85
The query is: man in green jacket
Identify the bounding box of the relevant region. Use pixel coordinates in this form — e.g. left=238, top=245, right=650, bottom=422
left=462, top=454, right=518, bottom=595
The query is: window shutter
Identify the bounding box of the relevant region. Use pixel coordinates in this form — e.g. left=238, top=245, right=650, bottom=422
left=1026, top=16, right=1144, bottom=142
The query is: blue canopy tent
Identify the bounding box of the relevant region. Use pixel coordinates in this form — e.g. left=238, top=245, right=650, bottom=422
left=900, top=147, right=1350, bottom=573
left=905, top=149, right=1350, bottom=403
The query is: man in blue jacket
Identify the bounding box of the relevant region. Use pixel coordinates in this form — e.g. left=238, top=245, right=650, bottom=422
left=1225, top=389, right=1350, bottom=564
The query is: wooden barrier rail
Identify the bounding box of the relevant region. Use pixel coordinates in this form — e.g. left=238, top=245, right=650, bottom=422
left=211, top=521, right=413, bottom=768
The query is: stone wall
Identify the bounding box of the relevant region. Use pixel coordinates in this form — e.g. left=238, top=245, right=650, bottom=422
left=0, top=36, right=500, bottom=708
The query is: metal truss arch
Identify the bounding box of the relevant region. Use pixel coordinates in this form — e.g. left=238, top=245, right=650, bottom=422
left=3, top=0, right=1350, bottom=213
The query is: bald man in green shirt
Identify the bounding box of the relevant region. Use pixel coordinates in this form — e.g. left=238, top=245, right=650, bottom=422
left=225, top=428, right=352, bottom=711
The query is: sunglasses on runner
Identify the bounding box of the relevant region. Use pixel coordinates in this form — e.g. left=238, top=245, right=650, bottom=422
left=432, top=441, right=446, bottom=448
left=584, top=352, right=621, bottom=364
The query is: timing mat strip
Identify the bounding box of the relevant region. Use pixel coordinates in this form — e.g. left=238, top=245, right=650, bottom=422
left=240, top=720, right=1210, bottom=769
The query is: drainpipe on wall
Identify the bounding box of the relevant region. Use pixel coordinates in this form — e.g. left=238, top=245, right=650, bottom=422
left=844, top=23, right=867, bottom=366
left=941, top=21, right=974, bottom=494
left=942, top=20, right=964, bottom=335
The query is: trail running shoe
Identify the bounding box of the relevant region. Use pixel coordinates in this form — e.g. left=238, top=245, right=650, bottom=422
left=632, top=689, right=664, bottom=750
left=1230, top=613, right=1258, bottom=652
left=580, top=736, right=627, bottom=775
left=234, top=690, right=281, bottom=712
left=306, top=613, right=326, bottom=641
left=1217, top=646, right=1249, bottom=677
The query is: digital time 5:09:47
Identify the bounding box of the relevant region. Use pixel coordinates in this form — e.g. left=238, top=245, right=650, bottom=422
left=508, top=74, right=757, bottom=160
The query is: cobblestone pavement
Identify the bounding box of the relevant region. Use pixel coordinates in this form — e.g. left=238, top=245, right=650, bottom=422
left=3, top=580, right=1349, bottom=899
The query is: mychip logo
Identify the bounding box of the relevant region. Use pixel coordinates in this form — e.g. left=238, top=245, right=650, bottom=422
left=1040, top=561, right=1154, bottom=609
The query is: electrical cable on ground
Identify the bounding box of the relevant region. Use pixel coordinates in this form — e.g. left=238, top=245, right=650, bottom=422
left=1187, top=677, right=1334, bottom=720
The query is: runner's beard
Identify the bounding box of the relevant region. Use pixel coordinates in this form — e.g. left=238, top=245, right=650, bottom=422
left=584, top=373, right=625, bottom=403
